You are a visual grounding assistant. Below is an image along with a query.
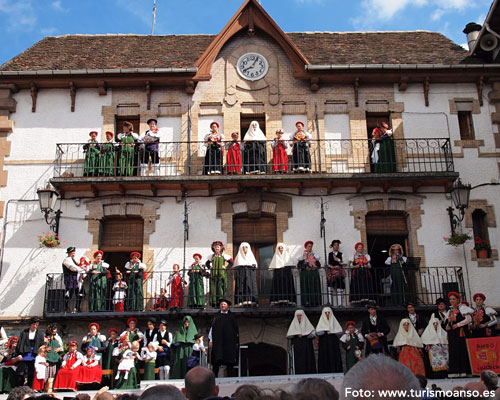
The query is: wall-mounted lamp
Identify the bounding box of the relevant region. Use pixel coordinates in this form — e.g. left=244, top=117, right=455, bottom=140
left=75, top=198, right=81, bottom=207
left=446, top=178, right=471, bottom=234
left=37, top=186, right=62, bottom=235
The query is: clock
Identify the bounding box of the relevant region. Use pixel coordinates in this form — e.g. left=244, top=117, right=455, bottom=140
left=236, top=53, right=269, bottom=81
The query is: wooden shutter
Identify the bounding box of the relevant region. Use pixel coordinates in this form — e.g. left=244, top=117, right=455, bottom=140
left=366, top=213, right=408, bottom=235
left=100, top=217, right=144, bottom=251
left=233, top=216, right=276, bottom=244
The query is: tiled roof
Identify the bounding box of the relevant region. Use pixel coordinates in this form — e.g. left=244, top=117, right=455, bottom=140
left=0, top=31, right=467, bottom=71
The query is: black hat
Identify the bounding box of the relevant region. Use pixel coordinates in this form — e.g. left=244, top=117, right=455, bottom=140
left=147, top=317, right=157, bottom=324
left=435, top=297, right=446, bottom=305
left=194, top=333, right=203, bottom=340
left=147, top=118, right=158, bottom=126
left=219, top=298, right=232, bottom=306
left=329, top=240, right=341, bottom=248
left=159, top=319, right=168, bottom=326
left=30, top=317, right=40, bottom=324
left=365, top=301, right=379, bottom=310
left=405, top=302, right=416, bottom=307
left=66, top=246, right=76, bottom=253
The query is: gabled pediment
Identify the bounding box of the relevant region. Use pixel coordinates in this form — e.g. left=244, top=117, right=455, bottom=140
left=194, top=0, right=310, bottom=80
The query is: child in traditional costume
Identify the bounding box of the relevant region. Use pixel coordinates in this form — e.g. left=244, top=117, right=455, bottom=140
left=156, top=319, right=173, bottom=380
left=83, top=131, right=100, bottom=177
left=233, top=242, right=258, bottom=307
left=112, top=271, right=127, bottom=312
left=77, top=346, right=102, bottom=385
left=77, top=256, right=90, bottom=311
left=340, top=321, right=364, bottom=372
left=287, top=310, right=316, bottom=374
left=53, top=341, right=83, bottom=392
left=44, top=324, right=63, bottom=391
left=125, top=252, right=146, bottom=311
left=289, top=121, right=312, bottom=173
left=114, top=340, right=140, bottom=389
left=297, top=241, right=321, bottom=307
left=203, top=122, right=224, bottom=175
left=168, top=264, right=186, bottom=310
left=421, top=313, right=448, bottom=379
left=271, top=129, right=288, bottom=173
left=102, top=328, right=120, bottom=371
left=33, top=346, right=48, bottom=392
left=188, top=253, right=208, bottom=308
left=206, top=241, right=233, bottom=307
left=187, top=333, right=206, bottom=370
left=393, top=318, right=425, bottom=376
left=315, top=307, right=343, bottom=373
left=226, top=132, right=242, bottom=174
left=139, top=342, right=157, bottom=381
left=152, top=288, right=168, bottom=311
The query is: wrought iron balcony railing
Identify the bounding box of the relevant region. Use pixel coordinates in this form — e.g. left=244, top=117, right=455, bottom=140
left=44, top=265, right=465, bottom=315
left=53, top=138, right=454, bottom=179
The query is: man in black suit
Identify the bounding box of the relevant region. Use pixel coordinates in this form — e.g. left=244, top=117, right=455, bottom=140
left=17, top=317, right=45, bottom=387
left=361, top=301, right=390, bottom=356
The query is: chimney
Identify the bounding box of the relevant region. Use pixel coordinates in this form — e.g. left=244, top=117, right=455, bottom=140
left=463, top=22, right=482, bottom=52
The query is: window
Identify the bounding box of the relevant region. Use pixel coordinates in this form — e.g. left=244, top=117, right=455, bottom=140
left=458, top=111, right=475, bottom=140
left=472, top=209, right=490, bottom=247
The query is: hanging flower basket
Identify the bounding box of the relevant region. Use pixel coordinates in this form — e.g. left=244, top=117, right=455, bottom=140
left=38, top=232, right=61, bottom=248
left=444, top=232, right=472, bottom=247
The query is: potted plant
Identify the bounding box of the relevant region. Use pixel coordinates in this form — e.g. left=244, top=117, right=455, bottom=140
left=38, top=232, right=61, bottom=248
left=444, top=232, right=472, bottom=247
left=474, top=237, right=491, bottom=259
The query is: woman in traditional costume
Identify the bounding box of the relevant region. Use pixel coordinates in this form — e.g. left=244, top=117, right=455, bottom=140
left=445, top=291, right=473, bottom=377
left=316, top=307, right=343, bottom=373
left=271, top=129, right=288, bottom=173
left=83, top=131, right=100, bottom=177
left=33, top=346, right=47, bottom=392
left=393, top=318, right=425, bottom=376
left=120, top=318, right=144, bottom=344
left=206, top=241, right=233, bottom=307
left=226, top=132, right=242, bottom=174
left=233, top=242, right=258, bottom=307
left=53, top=341, right=83, bottom=392
left=349, top=242, right=374, bottom=304
left=340, top=321, right=364, bottom=372
left=371, top=122, right=396, bottom=173
left=171, top=316, right=198, bottom=379
left=385, top=244, right=409, bottom=306
left=117, top=121, right=139, bottom=177
left=297, top=241, right=321, bottom=307
left=243, top=121, right=267, bottom=174
left=471, top=293, right=498, bottom=338
left=168, top=264, right=186, bottom=310
left=77, top=346, right=102, bottom=386
left=287, top=310, right=316, bottom=374
left=100, top=131, right=116, bottom=176
left=125, top=252, right=146, bottom=311
left=203, top=122, right=224, bottom=175
left=188, top=253, right=207, bottom=308
left=289, top=121, right=312, bottom=173
left=421, top=314, right=448, bottom=379
left=88, top=251, right=109, bottom=312
left=156, top=319, right=173, bottom=380
left=81, top=323, right=106, bottom=357
left=44, top=324, right=63, bottom=391
left=269, top=243, right=296, bottom=306
left=0, top=337, right=20, bottom=393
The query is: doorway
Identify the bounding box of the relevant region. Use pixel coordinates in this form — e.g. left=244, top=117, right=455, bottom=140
left=240, top=343, right=287, bottom=376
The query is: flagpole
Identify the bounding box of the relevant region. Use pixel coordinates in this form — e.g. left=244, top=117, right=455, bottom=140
left=152, top=0, right=157, bottom=35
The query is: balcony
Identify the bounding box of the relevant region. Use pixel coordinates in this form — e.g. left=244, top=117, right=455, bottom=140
left=43, top=265, right=466, bottom=318
left=50, top=138, right=457, bottom=197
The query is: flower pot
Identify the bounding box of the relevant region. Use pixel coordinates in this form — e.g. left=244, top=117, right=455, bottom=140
left=477, top=249, right=489, bottom=259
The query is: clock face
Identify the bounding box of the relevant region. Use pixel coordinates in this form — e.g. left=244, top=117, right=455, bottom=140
left=237, top=53, right=269, bottom=81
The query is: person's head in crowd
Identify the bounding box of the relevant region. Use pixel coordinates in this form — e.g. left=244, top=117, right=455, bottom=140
left=232, top=384, right=262, bottom=399
left=342, top=354, right=420, bottom=400
left=7, top=386, right=35, bottom=400
left=76, top=394, right=91, bottom=400
left=464, top=382, right=488, bottom=400
left=182, top=366, right=219, bottom=400
left=140, top=384, right=186, bottom=400
left=294, top=378, right=339, bottom=400
left=415, top=374, right=427, bottom=389
left=115, top=395, right=139, bottom=400
left=96, top=392, right=114, bottom=400
left=481, top=370, right=499, bottom=391
left=436, top=297, right=447, bottom=312
left=131, top=340, right=140, bottom=352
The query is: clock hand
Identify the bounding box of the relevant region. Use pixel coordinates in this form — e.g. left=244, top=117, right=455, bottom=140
left=243, top=58, right=259, bottom=73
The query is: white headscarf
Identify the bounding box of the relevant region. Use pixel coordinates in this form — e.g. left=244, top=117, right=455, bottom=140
left=244, top=121, right=266, bottom=141
left=233, top=242, right=258, bottom=267
left=315, top=307, right=343, bottom=335
left=269, top=243, right=292, bottom=269
left=421, top=313, right=448, bottom=345
left=393, top=318, right=424, bottom=348
left=287, top=310, right=315, bottom=338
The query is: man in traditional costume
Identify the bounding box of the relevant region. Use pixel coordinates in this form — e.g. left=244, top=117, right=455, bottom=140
left=286, top=309, right=316, bottom=374
left=143, top=318, right=158, bottom=348
left=340, top=321, right=364, bottom=372
left=361, top=302, right=390, bottom=356
left=445, top=291, right=473, bottom=377
left=205, top=241, right=233, bottom=307
left=209, top=299, right=239, bottom=377
left=62, top=247, right=85, bottom=313
left=225, top=132, right=241, bottom=174
left=100, top=131, right=116, bottom=176
left=243, top=121, right=267, bottom=174
left=297, top=241, right=321, bottom=307
left=188, top=253, right=208, bottom=308
left=315, top=307, right=343, bottom=373
left=232, top=242, right=258, bottom=307
left=289, top=121, right=312, bottom=173
left=393, top=318, right=425, bottom=376
left=140, top=118, right=161, bottom=176
left=327, top=239, right=345, bottom=307
left=88, top=251, right=109, bottom=312
left=471, top=293, right=498, bottom=338
left=125, top=252, right=146, bottom=311
left=171, top=316, right=198, bottom=379
left=421, top=314, right=448, bottom=379
left=83, top=131, right=100, bottom=177
left=156, top=319, right=173, bottom=380
left=203, top=122, right=224, bottom=175
left=17, top=317, right=45, bottom=387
